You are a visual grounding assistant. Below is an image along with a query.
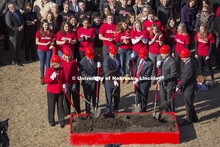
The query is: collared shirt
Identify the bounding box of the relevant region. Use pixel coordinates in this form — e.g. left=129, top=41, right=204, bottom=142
left=184, top=58, right=191, bottom=66
left=138, top=59, right=145, bottom=70
left=164, top=56, right=170, bottom=64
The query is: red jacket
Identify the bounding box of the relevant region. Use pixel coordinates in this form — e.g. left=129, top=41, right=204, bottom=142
left=44, top=67, right=66, bottom=94
left=61, top=59, right=79, bottom=86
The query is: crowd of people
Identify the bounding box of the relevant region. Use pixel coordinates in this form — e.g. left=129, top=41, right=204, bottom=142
left=0, top=0, right=220, bottom=128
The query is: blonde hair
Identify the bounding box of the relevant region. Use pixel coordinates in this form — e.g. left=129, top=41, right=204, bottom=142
left=115, top=20, right=130, bottom=35
left=177, top=23, right=187, bottom=35
left=160, top=0, right=170, bottom=4
left=198, top=23, right=208, bottom=42
left=133, top=20, right=143, bottom=30
left=62, top=54, right=73, bottom=60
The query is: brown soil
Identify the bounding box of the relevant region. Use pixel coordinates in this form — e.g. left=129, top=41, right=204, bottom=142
left=72, top=113, right=176, bottom=133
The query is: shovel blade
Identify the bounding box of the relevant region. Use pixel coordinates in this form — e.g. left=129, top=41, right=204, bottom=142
left=132, top=104, right=141, bottom=112
left=93, top=107, right=101, bottom=118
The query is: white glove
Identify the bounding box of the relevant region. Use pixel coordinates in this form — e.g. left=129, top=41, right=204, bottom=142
left=50, top=72, right=58, bottom=80
left=133, top=78, right=139, bottom=85
left=120, top=69, right=124, bottom=76
left=157, top=76, right=164, bottom=84
left=94, top=76, right=101, bottom=81
left=72, top=84, right=76, bottom=91
left=97, top=62, right=101, bottom=68
left=156, top=60, right=162, bottom=68
left=63, top=84, right=67, bottom=92
left=176, top=87, right=180, bottom=93
left=131, top=52, right=135, bottom=59
left=113, top=80, right=119, bottom=87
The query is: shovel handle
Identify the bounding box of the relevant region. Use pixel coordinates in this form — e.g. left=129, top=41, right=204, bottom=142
left=95, top=67, right=100, bottom=99
left=170, top=90, right=179, bottom=100
left=154, top=67, right=160, bottom=103
left=73, top=88, right=91, bottom=104
left=132, top=59, right=136, bottom=94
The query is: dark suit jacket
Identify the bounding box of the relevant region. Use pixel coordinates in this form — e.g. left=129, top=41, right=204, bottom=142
left=160, top=56, right=178, bottom=90
left=177, top=59, right=197, bottom=90
left=79, top=54, right=101, bottom=88
left=5, top=9, right=24, bottom=37
left=135, top=57, right=153, bottom=89
left=11, top=0, right=27, bottom=10
left=103, top=54, right=121, bottom=79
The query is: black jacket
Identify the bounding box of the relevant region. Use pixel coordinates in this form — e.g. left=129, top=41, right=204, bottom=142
left=195, top=13, right=214, bottom=33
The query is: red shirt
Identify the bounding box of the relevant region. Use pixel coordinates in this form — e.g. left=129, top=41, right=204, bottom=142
left=165, top=29, right=175, bottom=44
left=61, top=59, right=79, bottom=86
left=56, top=31, right=77, bottom=52
left=44, top=67, right=66, bottom=94
left=143, top=20, right=164, bottom=33
left=130, top=29, right=148, bottom=52
left=99, top=23, right=117, bottom=47
left=149, top=33, right=164, bottom=54
left=115, top=30, right=132, bottom=49
left=174, top=33, right=190, bottom=53
left=77, top=27, right=96, bottom=51
left=194, top=32, right=215, bottom=56
left=35, top=30, right=55, bottom=51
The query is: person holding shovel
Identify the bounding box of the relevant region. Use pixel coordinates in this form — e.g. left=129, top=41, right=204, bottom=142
left=79, top=47, right=102, bottom=114
left=158, top=45, right=178, bottom=112
left=61, top=48, right=80, bottom=116
left=177, top=49, right=198, bottom=126
left=133, top=47, right=153, bottom=112
left=103, top=45, right=121, bottom=113
left=44, top=55, right=66, bottom=128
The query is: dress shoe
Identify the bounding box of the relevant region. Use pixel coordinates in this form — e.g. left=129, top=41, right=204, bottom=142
left=152, top=80, right=156, bottom=85
left=192, top=117, right=199, bottom=123
left=60, top=123, right=65, bottom=128
left=50, top=122, right=55, bottom=127
left=179, top=120, right=192, bottom=126
left=40, top=76, right=45, bottom=85
left=12, top=61, right=22, bottom=66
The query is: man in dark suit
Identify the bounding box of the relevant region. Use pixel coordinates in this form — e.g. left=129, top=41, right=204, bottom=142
left=177, top=48, right=198, bottom=126
left=133, top=47, right=153, bottom=112
left=11, top=0, right=27, bottom=14
left=103, top=45, right=121, bottom=113
left=79, top=47, right=101, bottom=113
left=158, top=45, right=178, bottom=112
left=5, top=2, right=24, bottom=66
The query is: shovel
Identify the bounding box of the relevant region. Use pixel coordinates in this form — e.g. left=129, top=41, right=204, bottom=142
left=93, top=65, right=101, bottom=118
left=131, top=59, right=141, bottom=112
left=73, top=88, right=96, bottom=115
left=56, top=78, right=86, bottom=120
left=159, top=90, right=179, bottom=111
left=150, top=67, right=161, bottom=119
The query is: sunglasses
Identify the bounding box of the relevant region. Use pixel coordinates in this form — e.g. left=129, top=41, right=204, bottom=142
left=203, top=11, right=208, bottom=12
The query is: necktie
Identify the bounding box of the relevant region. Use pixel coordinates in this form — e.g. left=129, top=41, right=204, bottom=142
left=13, top=12, right=20, bottom=24
left=137, top=60, right=144, bottom=78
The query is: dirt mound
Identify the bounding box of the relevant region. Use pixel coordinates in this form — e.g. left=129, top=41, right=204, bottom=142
left=72, top=113, right=176, bottom=133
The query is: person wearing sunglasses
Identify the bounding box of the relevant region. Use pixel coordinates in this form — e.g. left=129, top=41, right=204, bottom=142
left=195, top=6, right=214, bottom=33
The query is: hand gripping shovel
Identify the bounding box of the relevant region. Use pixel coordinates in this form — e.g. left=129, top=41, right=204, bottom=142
left=93, top=64, right=101, bottom=118
left=159, top=90, right=179, bottom=111
left=131, top=59, right=141, bottom=112
left=150, top=67, right=161, bottom=119
left=56, top=78, right=86, bottom=120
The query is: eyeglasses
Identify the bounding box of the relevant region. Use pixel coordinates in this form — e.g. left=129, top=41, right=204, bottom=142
left=203, top=11, right=208, bottom=13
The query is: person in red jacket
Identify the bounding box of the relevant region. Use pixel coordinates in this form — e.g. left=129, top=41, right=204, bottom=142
left=99, top=13, right=117, bottom=59
left=36, top=19, right=55, bottom=85
left=148, top=24, right=164, bottom=85
left=56, top=21, right=77, bottom=58
left=194, top=23, right=215, bottom=82
left=115, top=20, right=132, bottom=84
left=172, top=23, right=190, bottom=77
left=61, top=48, right=80, bottom=116
left=130, top=20, right=148, bottom=62
left=77, top=18, right=96, bottom=58
left=143, top=11, right=164, bottom=33
left=44, top=55, right=66, bottom=128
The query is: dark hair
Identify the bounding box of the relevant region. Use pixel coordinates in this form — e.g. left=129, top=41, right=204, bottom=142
left=25, top=2, right=32, bottom=8
left=63, top=1, right=69, bottom=6
left=60, top=21, right=72, bottom=36
left=82, top=18, right=89, bottom=23
left=92, top=12, right=101, bottom=20
left=148, top=10, right=155, bottom=16
left=40, top=19, right=51, bottom=37
left=165, top=17, right=177, bottom=34
left=187, top=0, right=197, bottom=8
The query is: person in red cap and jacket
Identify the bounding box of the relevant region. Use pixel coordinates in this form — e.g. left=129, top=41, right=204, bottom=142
left=44, top=55, right=66, bottom=128
left=61, top=48, right=80, bottom=115
left=79, top=47, right=102, bottom=113
left=177, top=49, right=198, bottom=126
left=103, top=45, right=121, bottom=113
left=158, top=45, right=178, bottom=112
left=133, top=47, right=153, bottom=112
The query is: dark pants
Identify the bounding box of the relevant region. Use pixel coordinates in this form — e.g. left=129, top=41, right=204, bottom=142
left=104, top=81, right=120, bottom=113
left=79, top=50, right=85, bottom=59
left=47, top=92, right=65, bottom=125
left=198, top=55, right=214, bottom=80
left=174, top=52, right=183, bottom=78
left=159, top=85, right=175, bottom=112
left=8, top=31, right=23, bottom=62
left=215, top=38, right=220, bottom=68
left=64, top=82, right=81, bottom=115
left=136, top=84, right=150, bottom=112
left=102, top=45, right=109, bottom=59
left=183, top=86, right=198, bottom=122
left=25, top=26, right=36, bottom=61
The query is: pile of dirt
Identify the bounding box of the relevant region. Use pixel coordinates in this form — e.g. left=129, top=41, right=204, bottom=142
left=72, top=113, right=176, bottom=133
